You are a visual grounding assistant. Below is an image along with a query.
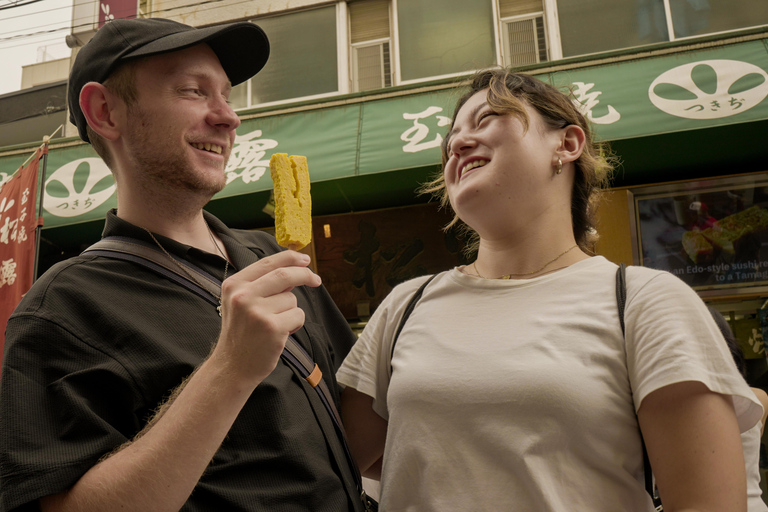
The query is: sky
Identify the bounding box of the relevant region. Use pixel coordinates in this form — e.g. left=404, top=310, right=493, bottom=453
left=0, top=0, right=74, bottom=95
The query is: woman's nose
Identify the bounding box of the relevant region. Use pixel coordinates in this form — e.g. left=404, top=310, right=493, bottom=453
left=449, top=129, right=476, bottom=156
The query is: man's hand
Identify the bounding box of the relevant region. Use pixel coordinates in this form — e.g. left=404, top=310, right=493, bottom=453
left=212, top=250, right=321, bottom=387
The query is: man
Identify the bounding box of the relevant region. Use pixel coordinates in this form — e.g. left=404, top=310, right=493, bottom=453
left=0, top=18, right=363, bottom=512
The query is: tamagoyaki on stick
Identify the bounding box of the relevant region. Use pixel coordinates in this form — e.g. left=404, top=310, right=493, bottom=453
left=269, top=153, right=312, bottom=251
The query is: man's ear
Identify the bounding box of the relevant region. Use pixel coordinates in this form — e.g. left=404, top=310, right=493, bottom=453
left=79, top=82, right=122, bottom=141
left=558, top=124, right=586, bottom=165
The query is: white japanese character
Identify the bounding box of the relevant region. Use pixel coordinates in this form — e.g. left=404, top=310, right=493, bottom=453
left=572, top=82, right=621, bottom=125
left=0, top=216, right=11, bottom=245
left=226, top=129, right=279, bottom=185
left=1, top=258, right=17, bottom=287
left=401, top=107, right=452, bottom=153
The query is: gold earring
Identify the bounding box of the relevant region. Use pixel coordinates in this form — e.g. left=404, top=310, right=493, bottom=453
left=556, top=157, right=563, bottom=175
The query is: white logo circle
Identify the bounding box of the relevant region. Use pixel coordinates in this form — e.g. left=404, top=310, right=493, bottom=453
left=649, top=59, right=768, bottom=120
left=43, top=158, right=116, bottom=217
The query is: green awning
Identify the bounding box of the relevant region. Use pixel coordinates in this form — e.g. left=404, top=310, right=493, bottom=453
left=1, top=37, right=766, bottom=229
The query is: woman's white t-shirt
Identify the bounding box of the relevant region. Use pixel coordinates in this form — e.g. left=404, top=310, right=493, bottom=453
left=337, top=257, right=762, bottom=512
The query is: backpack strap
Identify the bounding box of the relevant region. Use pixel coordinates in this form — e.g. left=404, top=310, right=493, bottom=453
left=616, top=263, right=662, bottom=511
left=85, top=237, right=222, bottom=303
left=82, top=237, right=375, bottom=512
left=388, top=273, right=438, bottom=377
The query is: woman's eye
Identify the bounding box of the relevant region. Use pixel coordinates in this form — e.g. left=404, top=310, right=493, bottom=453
left=478, top=111, right=496, bottom=122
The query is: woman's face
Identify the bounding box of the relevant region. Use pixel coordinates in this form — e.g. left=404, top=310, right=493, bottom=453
left=442, top=89, right=564, bottom=236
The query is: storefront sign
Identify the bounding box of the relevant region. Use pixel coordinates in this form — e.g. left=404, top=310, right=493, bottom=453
left=0, top=38, right=767, bottom=229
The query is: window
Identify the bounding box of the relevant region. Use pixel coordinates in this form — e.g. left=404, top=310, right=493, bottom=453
left=349, top=0, right=392, bottom=92
left=352, top=42, right=392, bottom=91
left=557, top=0, right=669, bottom=58
left=498, top=0, right=548, bottom=67
left=669, top=0, right=768, bottom=39
left=397, top=0, right=495, bottom=82
left=230, top=6, right=339, bottom=108
left=557, top=0, right=768, bottom=58
left=226, top=0, right=768, bottom=112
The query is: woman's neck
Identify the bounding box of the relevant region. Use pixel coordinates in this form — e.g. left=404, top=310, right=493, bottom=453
left=471, top=234, right=590, bottom=280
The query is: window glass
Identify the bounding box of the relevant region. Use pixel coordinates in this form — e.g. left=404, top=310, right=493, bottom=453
left=397, top=0, right=495, bottom=81
left=669, top=0, right=768, bottom=39
left=250, top=6, right=338, bottom=105
left=557, top=0, right=668, bottom=57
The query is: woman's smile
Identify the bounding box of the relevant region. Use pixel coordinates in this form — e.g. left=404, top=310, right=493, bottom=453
left=460, top=158, right=489, bottom=179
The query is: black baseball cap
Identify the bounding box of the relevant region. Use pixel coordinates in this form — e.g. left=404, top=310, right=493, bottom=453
left=68, top=18, right=270, bottom=142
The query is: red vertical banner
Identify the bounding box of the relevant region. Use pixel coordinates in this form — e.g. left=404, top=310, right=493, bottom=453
left=0, top=147, right=43, bottom=364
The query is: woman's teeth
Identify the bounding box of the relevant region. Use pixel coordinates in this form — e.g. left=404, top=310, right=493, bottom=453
left=461, top=159, right=488, bottom=176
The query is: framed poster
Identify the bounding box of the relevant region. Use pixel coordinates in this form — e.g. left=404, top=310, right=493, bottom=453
left=631, top=172, right=768, bottom=295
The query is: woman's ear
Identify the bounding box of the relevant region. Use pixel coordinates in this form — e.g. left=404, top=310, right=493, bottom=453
left=79, top=82, right=122, bottom=142
left=558, top=124, right=586, bottom=165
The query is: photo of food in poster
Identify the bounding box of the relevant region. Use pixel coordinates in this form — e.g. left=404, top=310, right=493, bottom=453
left=637, top=181, right=768, bottom=289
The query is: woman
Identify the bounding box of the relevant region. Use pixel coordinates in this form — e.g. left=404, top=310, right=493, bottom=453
left=337, top=69, right=763, bottom=511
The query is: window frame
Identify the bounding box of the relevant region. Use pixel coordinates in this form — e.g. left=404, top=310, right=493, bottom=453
left=347, top=0, right=394, bottom=92
left=498, top=11, right=548, bottom=67
left=350, top=37, right=393, bottom=92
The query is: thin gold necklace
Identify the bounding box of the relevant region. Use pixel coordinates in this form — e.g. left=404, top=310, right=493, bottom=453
left=473, top=244, right=579, bottom=279
left=144, top=225, right=229, bottom=316
left=206, top=223, right=230, bottom=264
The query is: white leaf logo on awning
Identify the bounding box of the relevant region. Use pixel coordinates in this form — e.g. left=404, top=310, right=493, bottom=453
left=649, top=59, right=768, bottom=120
left=43, top=158, right=115, bottom=218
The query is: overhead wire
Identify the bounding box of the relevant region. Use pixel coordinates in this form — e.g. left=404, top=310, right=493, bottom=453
left=0, top=0, right=46, bottom=11
left=0, top=0, right=71, bottom=21
left=0, top=0, right=264, bottom=46
left=0, top=0, right=73, bottom=50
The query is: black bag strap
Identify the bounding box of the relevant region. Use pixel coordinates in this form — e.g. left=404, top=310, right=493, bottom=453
left=85, top=237, right=223, bottom=303
left=83, top=237, right=376, bottom=512
left=388, top=273, right=439, bottom=376
left=616, top=263, right=662, bottom=510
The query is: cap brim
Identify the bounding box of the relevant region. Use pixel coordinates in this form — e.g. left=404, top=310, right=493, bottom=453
left=123, top=22, right=269, bottom=85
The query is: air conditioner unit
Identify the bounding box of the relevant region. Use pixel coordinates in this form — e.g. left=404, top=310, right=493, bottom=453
left=352, top=40, right=392, bottom=92
left=502, top=15, right=548, bottom=67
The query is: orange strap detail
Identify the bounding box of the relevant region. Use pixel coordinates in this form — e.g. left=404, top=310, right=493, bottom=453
left=306, top=363, right=322, bottom=388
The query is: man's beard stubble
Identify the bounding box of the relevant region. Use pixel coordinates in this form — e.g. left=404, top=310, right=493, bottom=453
left=123, top=104, right=229, bottom=199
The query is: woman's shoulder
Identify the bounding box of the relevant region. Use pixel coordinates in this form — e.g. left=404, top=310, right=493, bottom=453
left=624, top=263, right=695, bottom=295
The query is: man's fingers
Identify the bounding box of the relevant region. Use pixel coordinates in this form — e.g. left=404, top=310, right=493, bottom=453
left=248, top=290, right=297, bottom=316
left=275, top=307, right=307, bottom=338
left=222, top=266, right=320, bottom=303
left=235, top=250, right=313, bottom=282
